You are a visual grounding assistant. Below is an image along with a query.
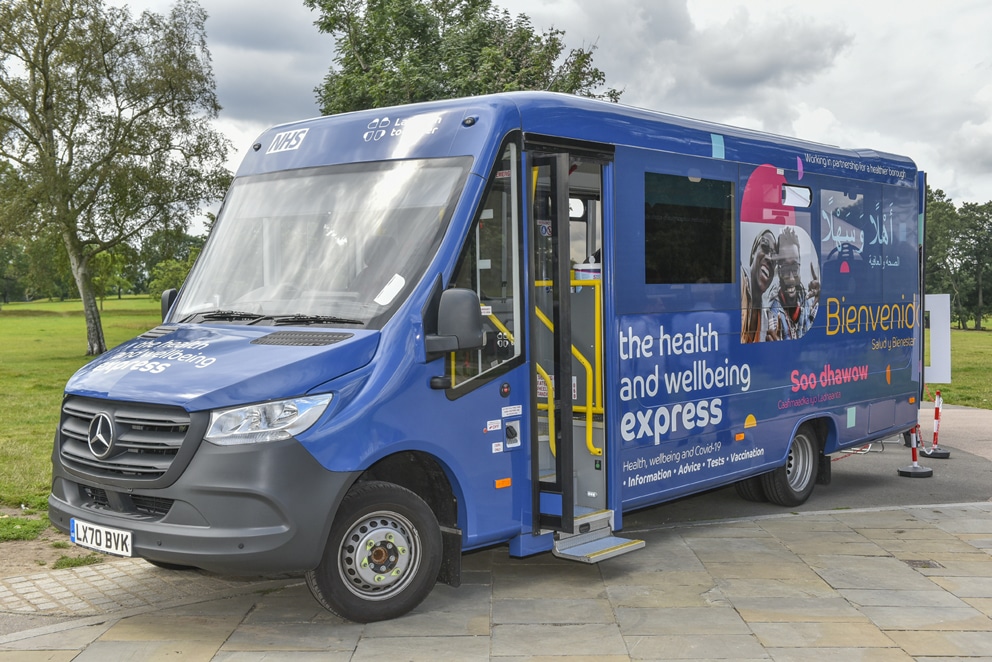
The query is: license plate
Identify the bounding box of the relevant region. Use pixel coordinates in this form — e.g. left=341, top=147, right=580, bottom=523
left=70, top=518, right=133, bottom=557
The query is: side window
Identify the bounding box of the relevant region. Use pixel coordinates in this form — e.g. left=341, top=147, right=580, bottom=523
left=644, top=172, right=734, bottom=284
left=448, top=144, right=522, bottom=388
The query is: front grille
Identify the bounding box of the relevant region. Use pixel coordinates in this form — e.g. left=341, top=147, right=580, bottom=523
left=80, top=485, right=174, bottom=519
left=132, top=495, right=174, bottom=517
left=83, top=486, right=109, bottom=507
left=60, top=397, right=190, bottom=480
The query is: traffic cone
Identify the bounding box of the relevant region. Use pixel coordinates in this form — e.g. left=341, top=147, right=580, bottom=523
left=920, top=390, right=951, bottom=459
left=898, top=424, right=933, bottom=478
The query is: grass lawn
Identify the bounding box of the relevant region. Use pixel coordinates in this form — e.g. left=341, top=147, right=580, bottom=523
left=925, top=328, right=992, bottom=408
left=0, top=296, right=161, bottom=509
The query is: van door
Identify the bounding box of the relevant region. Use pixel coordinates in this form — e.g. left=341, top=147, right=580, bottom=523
left=528, top=150, right=610, bottom=529
left=529, top=152, right=576, bottom=533
left=527, top=148, right=642, bottom=562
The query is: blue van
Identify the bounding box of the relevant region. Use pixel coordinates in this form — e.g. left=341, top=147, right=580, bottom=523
left=49, top=92, right=923, bottom=622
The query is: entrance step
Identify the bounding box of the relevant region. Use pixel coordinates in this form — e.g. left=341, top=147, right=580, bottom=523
left=552, top=508, right=645, bottom=563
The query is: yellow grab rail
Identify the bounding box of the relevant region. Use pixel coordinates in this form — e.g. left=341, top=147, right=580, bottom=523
left=449, top=274, right=604, bottom=459
left=534, top=362, right=556, bottom=457
left=487, top=313, right=514, bottom=343
left=533, top=285, right=603, bottom=457
left=448, top=309, right=516, bottom=389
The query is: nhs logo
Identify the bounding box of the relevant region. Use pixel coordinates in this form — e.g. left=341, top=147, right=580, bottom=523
left=266, top=128, right=309, bottom=154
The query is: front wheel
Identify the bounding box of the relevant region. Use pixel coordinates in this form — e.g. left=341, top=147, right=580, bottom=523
left=305, top=481, right=442, bottom=623
left=761, top=423, right=820, bottom=506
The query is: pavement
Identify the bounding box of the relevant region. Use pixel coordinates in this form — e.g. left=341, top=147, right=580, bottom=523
left=0, top=400, right=990, bottom=661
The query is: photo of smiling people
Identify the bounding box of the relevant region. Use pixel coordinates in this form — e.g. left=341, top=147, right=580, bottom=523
left=768, top=226, right=819, bottom=339
left=739, top=164, right=819, bottom=343
left=741, top=228, right=776, bottom=343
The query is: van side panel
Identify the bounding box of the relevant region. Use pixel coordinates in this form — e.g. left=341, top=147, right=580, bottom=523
left=607, top=144, right=920, bottom=510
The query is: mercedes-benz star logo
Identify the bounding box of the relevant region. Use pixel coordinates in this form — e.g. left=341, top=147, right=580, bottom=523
left=87, top=412, right=116, bottom=459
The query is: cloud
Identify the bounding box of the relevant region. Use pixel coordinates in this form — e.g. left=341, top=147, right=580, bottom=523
left=512, top=0, right=694, bottom=101
left=647, top=8, right=852, bottom=135
left=689, top=10, right=851, bottom=91
left=117, top=0, right=992, bottom=203
left=202, top=1, right=331, bottom=125
left=512, top=1, right=852, bottom=136
left=115, top=0, right=331, bottom=126
left=210, top=42, right=324, bottom=125
left=202, top=0, right=326, bottom=55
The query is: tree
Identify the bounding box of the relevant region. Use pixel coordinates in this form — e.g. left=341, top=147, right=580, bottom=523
left=0, top=237, right=29, bottom=304
left=139, top=226, right=204, bottom=295
left=924, top=187, right=971, bottom=328
left=306, top=0, right=621, bottom=114
left=136, top=228, right=206, bottom=296
left=957, top=201, right=992, bottom=330
left=148, top=246, right=200, bottom=301
left=23, top=229, right=74, bottom=300
left=91, top=246, right=135, bottom=302
left=0, top=0, right=231, bottom=354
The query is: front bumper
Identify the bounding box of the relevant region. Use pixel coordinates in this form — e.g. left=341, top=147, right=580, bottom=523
left=49, top=436, right=359, bottom=575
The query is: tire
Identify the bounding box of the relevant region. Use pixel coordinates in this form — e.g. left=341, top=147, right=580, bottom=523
left=733, top=476, right=767, bottom=502
left=305, top=480, right=442, bottom=623
left=761, top=424, right=819, bottom=506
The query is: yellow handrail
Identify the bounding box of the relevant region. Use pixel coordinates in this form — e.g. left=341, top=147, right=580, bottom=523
left=534, top=362, right=555, bottom=457
left=533, top=285, right=603, bottom=457
left=534, top=278, right=603, bottom=410
left=449, top=309, right=516, bottom=389
left=453, top=273, right=604, bottom=459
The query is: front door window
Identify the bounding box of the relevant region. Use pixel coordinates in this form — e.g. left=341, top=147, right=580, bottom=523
left=447, top=144, right=522, bottom=389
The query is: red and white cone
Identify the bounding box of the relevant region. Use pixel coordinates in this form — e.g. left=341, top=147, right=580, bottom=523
left=898, top=424, right=933, bottom=478
left=921, top=390, right=951, bottom=459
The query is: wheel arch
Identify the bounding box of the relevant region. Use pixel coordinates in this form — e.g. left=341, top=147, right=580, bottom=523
left=806, top=415, right=838, bottom=454
left=797, top=415, right=833, bottom=486
left=358, top=450, right=462, bottom=586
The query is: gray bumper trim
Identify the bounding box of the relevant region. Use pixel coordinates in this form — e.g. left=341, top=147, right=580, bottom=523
left=49, top=437, right=360, bottom=575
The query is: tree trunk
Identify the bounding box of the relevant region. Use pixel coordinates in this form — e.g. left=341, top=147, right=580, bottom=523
left=62, top=231, right=107, bottom=355
left=977, top=268, right=985, bottom=331
left=81, top=284, right=106, bottom=355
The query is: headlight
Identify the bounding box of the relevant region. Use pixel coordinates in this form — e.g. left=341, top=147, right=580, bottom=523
left=205, top=394, right=332, bottom=446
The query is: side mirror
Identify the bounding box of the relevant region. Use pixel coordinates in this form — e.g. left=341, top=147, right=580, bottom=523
left=425, top=288, right=484, bottom=355
left=161, top=288, right=178, bottom=322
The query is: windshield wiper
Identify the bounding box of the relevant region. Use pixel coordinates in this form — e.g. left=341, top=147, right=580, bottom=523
left=182, top=310, right=266, bottom=323
left=263, top=314, right=365, bottom=327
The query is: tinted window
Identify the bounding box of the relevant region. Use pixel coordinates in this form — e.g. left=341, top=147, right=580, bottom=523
left=644, top=173, right=734, bottom=284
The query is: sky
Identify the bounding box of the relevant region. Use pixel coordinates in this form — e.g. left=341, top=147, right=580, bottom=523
left=125, top=0, right=992, bottom=206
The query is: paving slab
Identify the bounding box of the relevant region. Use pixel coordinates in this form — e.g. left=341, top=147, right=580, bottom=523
left=764, top=648, right=913, bottom=661
left=748, top=621, right=896, bottom=648
left=622, top=633, right=768, bottom=660
left=616, top=606, right=751, bottom=636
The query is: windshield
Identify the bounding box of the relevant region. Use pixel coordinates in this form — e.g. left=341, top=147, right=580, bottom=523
left=173, top=157, right=471, bottom=328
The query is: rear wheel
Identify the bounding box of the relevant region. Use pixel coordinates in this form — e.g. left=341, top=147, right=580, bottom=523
left=733, top=476, right=767, bottom=502
left=761, top=424, right=819, bottom=506
left=305, top=481, right=442, bottom=623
